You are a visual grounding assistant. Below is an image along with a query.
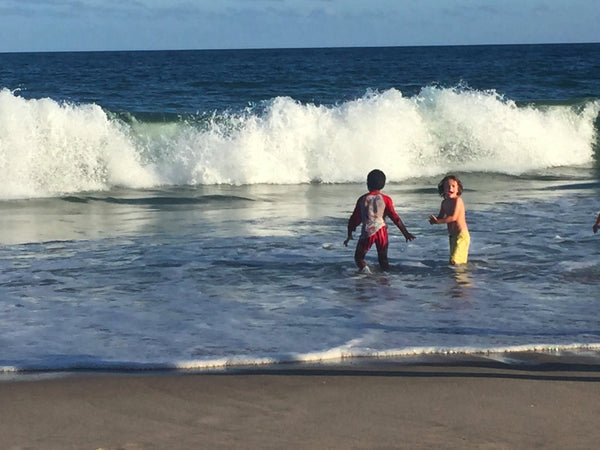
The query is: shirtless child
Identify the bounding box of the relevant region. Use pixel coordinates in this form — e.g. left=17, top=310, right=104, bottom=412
left=429, top=175, right=470, bottom=265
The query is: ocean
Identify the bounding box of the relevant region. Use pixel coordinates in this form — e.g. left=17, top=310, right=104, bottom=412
left=0, top=43, right=599, bottom=374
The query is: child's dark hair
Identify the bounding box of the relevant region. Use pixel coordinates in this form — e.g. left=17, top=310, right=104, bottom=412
left=367, top=169, right=386, bottom=191
left=437, top=174, right=463, bottom=197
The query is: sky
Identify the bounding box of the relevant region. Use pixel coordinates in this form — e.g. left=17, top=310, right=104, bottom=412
left=0, top=0, right=598, bottom=53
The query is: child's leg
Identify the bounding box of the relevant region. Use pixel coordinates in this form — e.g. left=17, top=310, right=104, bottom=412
left=375, top=228, right=390, bottom=271
left=377, top=247, right=389, bottom=271
left=354, top=242, right=368, bottom=269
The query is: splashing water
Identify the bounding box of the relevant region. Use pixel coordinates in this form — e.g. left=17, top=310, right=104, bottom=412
left=0, top=87, right=598, bottom=198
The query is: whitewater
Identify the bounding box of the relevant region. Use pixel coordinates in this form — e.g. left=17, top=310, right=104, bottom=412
left=0, top=86, right=597, bottom=198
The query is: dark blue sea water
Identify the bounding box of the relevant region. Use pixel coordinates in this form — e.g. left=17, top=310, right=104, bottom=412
left=0, top=44, right=599, bottom=373
left=3, top=44, right=599, bottom=114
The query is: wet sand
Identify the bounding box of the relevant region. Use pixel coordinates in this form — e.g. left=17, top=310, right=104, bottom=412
left=2, top=355, right=600, bottom=449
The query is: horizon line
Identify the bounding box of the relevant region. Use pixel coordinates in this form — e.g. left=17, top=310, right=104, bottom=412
left=1, top=41, right=598, bottom=55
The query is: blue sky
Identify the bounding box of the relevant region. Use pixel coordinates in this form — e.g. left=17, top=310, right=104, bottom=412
left=0, top=0, right=598, bottom=52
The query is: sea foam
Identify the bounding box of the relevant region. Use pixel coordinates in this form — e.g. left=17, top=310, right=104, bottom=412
left=0, top=89, right=159, bottom=198
left=0, top=87, right=598, bottom=198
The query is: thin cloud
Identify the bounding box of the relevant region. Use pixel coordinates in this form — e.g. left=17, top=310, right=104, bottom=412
left=1, top=0, right=151, bottom=18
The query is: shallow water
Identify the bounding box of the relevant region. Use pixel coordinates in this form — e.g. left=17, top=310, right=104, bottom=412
left=1, top=170, right=600, bottom=372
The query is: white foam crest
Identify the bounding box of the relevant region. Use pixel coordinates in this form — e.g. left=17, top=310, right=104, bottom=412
left=0, top=89, right=159, bottom=198
left=1, top=87, right=598, bottom=197
left=145, top=88, right=599, bottom=185
left=417, top=86, right=600, bottom=174
left=144, top=91, right=443, bottom=185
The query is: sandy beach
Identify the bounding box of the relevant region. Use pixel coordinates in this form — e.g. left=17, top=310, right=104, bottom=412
left=1, top=355, right=600, bottom=449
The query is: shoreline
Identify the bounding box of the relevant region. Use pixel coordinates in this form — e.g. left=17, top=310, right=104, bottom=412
left=2, top=353, right=600, bottom=449
left=3, top=349, right=600, bottom=382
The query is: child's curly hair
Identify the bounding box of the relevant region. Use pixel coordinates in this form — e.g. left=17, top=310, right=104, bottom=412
left=437, top=175, right=463, bottom=198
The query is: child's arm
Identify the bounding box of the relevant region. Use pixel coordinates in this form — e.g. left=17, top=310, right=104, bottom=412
left=343, top=231, right=353, bottom=246
left=429, top=198, right=463, bottom=225
left=383, top=195, right=416, bottom=242
left=593, top=213, right=600, bottom=233
left=429, top=204, right=445, bottom=224
left=394, top=217, right=416, bottom=242
left=344, top=200, right=362, bottom=246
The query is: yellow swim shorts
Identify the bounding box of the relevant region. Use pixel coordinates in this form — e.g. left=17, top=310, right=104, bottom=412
left=448, top=231, right=470, bottom=265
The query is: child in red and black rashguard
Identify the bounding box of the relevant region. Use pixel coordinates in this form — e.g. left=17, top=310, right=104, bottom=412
left=344, top=169, right=416, bottom=272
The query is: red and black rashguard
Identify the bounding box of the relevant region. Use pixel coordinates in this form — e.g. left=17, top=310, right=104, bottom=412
left=347, top=190, right=402, bottom=241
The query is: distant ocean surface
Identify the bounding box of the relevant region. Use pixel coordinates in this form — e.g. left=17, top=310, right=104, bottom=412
left=0, top=44, right=599, bottom=374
